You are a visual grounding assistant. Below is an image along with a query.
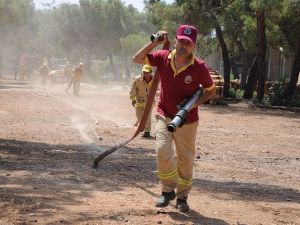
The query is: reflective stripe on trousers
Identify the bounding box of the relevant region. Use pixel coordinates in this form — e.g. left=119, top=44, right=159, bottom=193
left=155, top=115, right=198, bottom=198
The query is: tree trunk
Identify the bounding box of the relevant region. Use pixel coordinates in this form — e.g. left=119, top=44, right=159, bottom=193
left=243, top=57, right=258, bottom=99
left=108, top=53, right=117, bottom=79
left=256, top=10, right=267, bottom=102
left=230, top=57, right=239, bottom=79
left=283, top=43, right=300, bottom=98
left=215, top=24, right=231, bottom=97
left=240, top=54, right=250, bottom=90
left=231, top=28, right=248, bottom=88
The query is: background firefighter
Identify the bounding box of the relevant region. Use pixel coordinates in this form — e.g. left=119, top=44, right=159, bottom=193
left=39, top=63, right=49, bottom=86
left=64, top=60, right=73, bottom=85
left=129, top=64, right=154, bottom=138
left=67, top=62, right=84, bottom=96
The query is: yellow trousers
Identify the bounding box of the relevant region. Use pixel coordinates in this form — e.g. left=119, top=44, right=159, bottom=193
left=73, top=80, right=80, bottom=96
left=155, top=115, right=198, bottom=199
left=136, top=107, right=152, bottom=133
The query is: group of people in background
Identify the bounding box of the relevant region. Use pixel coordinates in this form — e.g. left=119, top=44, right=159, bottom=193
left=38, top=60, right=84, bottom=96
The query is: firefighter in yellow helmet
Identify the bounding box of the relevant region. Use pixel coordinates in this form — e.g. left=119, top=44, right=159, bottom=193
left=70, top=62, right=84, bottom=96
left=130, top=65, right=154, bottom=138
left=39, top=62, right=49, bottom=86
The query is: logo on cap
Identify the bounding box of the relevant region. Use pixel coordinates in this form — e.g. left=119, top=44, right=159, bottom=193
left=184, top=27, right=192, bottom=35
left=176, top=25, right=198, bottom=44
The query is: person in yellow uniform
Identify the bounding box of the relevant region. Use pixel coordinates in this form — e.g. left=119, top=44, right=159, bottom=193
left=63, top=60, right=73, bottom=84
left=71, top=63, right=84, bottom=96
left=130, top=65, right=154, bottom=138
left=39, top=63, right=49, bottom=86
left=132, top=25, right=216, bottom=212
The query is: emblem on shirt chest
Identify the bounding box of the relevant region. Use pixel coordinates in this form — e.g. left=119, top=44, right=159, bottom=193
left=184, top=75, right=192, bottom=84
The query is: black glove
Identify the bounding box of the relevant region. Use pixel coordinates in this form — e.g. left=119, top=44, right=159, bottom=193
left=131, top=100, right=136, bottom=107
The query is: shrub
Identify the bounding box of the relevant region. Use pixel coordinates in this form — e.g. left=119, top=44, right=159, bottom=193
left=264, top=82, right=300, bottom=107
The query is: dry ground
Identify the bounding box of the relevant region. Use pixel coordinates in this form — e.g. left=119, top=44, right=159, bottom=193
left=0, top=78, right=299, bottom=225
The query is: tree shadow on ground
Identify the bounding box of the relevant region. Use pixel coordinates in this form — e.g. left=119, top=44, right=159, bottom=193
left=134, top=184, right=229, bottom=225
left=1, top=138, right=299, bottom=224
left=1, top=138, right=299, bottom=204
left=202, top=102, right=300, bottom=119
left=193, top=179, right=300, bottom=204
left=0, top=138, right=144, bottom=220
left=2, top=137, right=222, bottom=224
left=108, top=147, right=300, bottom=205
left=167, top=210, right=229, bottom=225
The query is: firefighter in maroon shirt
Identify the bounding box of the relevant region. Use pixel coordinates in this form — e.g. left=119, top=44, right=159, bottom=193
left=133, top=25, right=216, bottom=212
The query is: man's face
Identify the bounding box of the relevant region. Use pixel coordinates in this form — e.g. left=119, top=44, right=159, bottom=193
left=175, top=39, right=195, bottom=57
left=143, top=71, right=151, bottom=79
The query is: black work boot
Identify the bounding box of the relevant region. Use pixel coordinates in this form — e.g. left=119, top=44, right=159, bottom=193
left=176, top=197, right=190, bottom=212
left=155, top=191, right=176, bottom=207
left=142, top=132, right=151, bottom=138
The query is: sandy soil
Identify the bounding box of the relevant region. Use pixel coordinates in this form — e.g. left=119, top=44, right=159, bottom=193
left=0, top=78, right=299, bottom=225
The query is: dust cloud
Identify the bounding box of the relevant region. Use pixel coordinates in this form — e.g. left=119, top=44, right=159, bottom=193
left=0, top=0, right=150, bottom=127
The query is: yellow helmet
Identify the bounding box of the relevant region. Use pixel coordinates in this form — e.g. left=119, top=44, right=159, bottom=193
left=142, top=64, right=152, bottom=73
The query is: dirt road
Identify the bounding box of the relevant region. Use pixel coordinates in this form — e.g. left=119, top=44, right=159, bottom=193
left=0, top=78, right=299, bottom=225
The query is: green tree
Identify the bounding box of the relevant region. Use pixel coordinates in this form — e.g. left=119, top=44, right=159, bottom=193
left=80, top=0, right=128, bottom=79
left=256, top=2, right=267, bottom=102
left=244, top=0, right=281, bottom=100
left=277, top=0, right=300, bottom=98
left=222, top=1, right=256, bottom=89
left=33, top=9, right=60, bottom=63
left=118, top=4, right=154, bottom=79
left=172, top=0, right=233, bottom=97
left=120, top=33, right=149, bottom=78
left=53, top=3, right=84, bottom=58
left=0, top=0, right=34, bottom=76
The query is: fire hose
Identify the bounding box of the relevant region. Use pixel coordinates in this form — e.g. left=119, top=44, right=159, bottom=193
left=93, top=40, right=170, bottom=168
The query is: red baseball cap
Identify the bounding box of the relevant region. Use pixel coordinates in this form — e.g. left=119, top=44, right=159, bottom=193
left=176, top=25, right=198, bottom=44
